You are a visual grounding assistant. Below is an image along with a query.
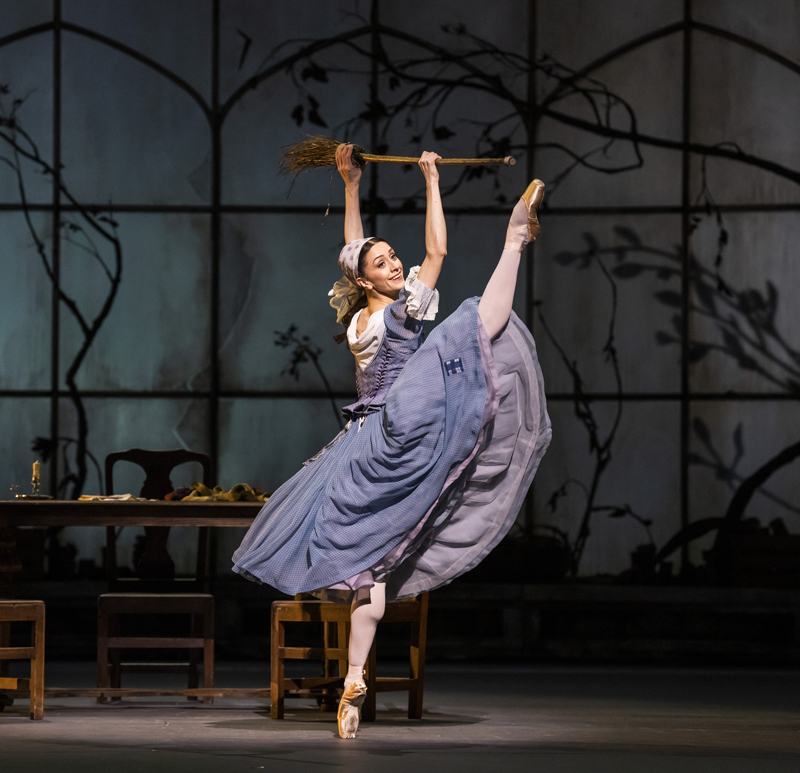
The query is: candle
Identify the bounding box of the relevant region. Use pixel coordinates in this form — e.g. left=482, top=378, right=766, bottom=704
left=33, top=460, right=40, bottom=479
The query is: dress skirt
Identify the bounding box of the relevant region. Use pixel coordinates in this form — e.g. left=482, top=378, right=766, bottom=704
left=232, top=297, right=551, bottom=601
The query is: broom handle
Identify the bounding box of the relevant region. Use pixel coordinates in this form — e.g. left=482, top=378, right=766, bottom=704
left=360, top=153, right=516, bottom=167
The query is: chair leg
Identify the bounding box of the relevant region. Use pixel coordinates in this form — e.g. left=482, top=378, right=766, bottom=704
left=188, top=613, right=200, bottom=701
left=109, top=613, right=122, bottom=702
left=362, top=639, right=377, bottom=723
left=270, top=609, right=284, bottom=720
left=202, top=601, right=214, bottom=705
left=97, top=604, right=110, bottom=705
left=29, top=612, right=45, bottom=720
left=337, top=622, right=349, bottom=681
left=408, top=593, right=428, bottom=720
left=317, top=621, right=338, bottom=712
left=0, top=622, right=10, bottom=678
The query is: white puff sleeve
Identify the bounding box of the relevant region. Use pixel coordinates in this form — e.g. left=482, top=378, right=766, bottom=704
left=404, top=265, right=440, bottom=321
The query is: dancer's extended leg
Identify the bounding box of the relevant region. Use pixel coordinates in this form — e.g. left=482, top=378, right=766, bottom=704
left=478, top=180, right=545, bottom=339
left=338, top=581, right=386, bottom=739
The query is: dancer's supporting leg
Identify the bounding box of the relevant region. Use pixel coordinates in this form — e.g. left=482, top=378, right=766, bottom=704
left=478, top=180, right=545, bottom=339
left=338, top=581, right=386, bottom=738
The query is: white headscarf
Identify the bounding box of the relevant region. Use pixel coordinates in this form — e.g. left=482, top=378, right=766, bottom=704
left=328, top=237, right=373, bottom=324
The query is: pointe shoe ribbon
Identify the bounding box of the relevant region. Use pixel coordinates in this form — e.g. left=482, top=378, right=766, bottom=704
left=504, top=179, right=545, bottom=250
left=337, top=680, right=368, bottom=739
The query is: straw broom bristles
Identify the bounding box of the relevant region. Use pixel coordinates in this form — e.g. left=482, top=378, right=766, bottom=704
left=280, top=135, right=515, bottom=174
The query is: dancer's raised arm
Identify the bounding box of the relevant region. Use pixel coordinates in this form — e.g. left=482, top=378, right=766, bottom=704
left=336, top=143, right=365, bottom=244
left=416, top=151, right=446, bottom=291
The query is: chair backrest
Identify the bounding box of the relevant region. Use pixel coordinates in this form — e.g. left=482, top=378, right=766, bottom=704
left=104, top=448, right=212, bottom=592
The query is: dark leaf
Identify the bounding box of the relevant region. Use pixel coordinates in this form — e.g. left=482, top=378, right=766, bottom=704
left=308, top=108, right=328, bottom=128
left=738, top=355, right=758, bottom=370
left=388, top=76, right=400, bottom=90
left=721, top=328, right=745, bottom=358
left=552, top=251, right=581, bottom=266
left=31, top=436, right=57, bottom=463
left=612, top=225, right=641, bottom=246
left=692, top=417, right=711, bottom=444
left=291, top=104, right=304, bottom=126
left=301, top=63, right=328, bottom=83
left=582, top=232, right=600, bottom=254
left=694, top=279, right=716, bottom=312
left=611, top=263, right=645, bottom=278
left=237, top=30, right=252, bottom=70
left=655, top=331, right=677, bottom=345
left=732, top=423, right=744, bottom=458
left=687, top=344, right=711, bottom=362
left=654, top=289, right=682, bottom=308
left=433, top=125, right=455, bottom=140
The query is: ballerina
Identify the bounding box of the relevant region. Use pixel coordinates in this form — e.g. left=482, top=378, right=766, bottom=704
left=232, top=143, right=552, bottom=739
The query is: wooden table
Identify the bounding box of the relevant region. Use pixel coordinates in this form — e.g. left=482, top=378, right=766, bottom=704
left=0, top=499, right=267, bottom=701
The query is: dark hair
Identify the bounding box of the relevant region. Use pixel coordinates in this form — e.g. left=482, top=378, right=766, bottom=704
left=334, top=237, right=384, bottom=344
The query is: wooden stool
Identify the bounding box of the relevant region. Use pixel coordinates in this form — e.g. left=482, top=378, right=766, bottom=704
left=0, top=601, right=45, bottom=719
left=270, top=592, right=428, bottom=721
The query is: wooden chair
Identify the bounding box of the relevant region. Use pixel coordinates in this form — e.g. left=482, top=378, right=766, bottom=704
left=0, top=601, right=45, bottom=719
left=97, top=449, right=214, bottom=703
left=270, top=592, right=428, bottom=721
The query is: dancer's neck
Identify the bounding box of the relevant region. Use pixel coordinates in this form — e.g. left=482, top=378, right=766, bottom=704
left=358, top=290, right=398, bottom=334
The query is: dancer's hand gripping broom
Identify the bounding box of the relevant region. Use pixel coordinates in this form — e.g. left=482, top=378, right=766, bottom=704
left=280, top=135, right=515, bottom=174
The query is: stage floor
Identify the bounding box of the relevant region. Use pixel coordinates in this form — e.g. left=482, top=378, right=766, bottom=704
left=2, top=663, right=799, bottom=772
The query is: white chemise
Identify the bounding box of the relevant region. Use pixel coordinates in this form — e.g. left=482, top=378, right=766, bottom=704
left=347, top=265, right=440, bottom=371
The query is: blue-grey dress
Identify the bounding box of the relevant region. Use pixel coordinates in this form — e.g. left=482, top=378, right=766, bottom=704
left=232, top=286, right=551, bottom=601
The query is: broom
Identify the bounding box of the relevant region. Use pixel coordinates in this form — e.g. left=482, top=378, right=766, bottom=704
left=280, top=135, right=516, bottom=174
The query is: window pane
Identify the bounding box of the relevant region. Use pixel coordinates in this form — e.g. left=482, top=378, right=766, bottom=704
left=534, top=400, right=681, bottom=577
left=62, top=0, right=211, bottom=100
left=533, top=214, right=683, bottom=394
left=0, top=397, right=51, bottom=498
left=61, top=31, right=211, bottom=204
left=0, top=212, right=52, bottom=390
left=58, top=213, right=211, bottom=391
left=0, top=31, right=53, bottom=204
left=538, top=0, right=683, bottom=71
left=691, top=28, right=800, bottom=205
left=0, top=0, right=51, bottom=39
left=219, top=213, right=358, bottom=393
left=689, top=212, right=800, bottom=394
left=688, top=399, right=800, bottom=566
left=535, top=27, right=683, bottom=208
left=220, top=2, right=370, bottom=206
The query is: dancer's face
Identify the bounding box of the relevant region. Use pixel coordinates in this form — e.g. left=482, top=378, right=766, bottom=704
left=358, top=241, right=404, bottom=298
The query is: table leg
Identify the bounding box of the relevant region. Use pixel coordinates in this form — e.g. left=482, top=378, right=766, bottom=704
left=0, top=523, right=22, bottom=599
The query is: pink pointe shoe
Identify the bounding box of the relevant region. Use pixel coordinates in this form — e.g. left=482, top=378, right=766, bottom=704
left=504, top=179, right=545, bottom=250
